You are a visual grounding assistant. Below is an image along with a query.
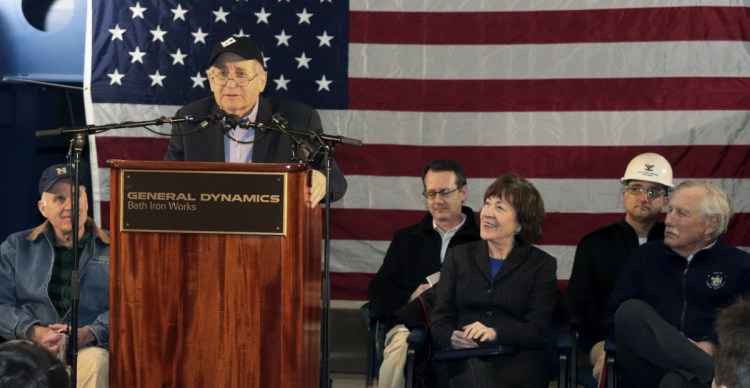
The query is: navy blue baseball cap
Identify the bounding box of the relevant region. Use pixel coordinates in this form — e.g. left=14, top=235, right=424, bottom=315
left=208, top=36, right=264, bottom=67
left=38, top=163, right=76, bottom=196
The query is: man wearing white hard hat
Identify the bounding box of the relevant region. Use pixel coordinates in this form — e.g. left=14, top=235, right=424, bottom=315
left=568, top=152, right=674, bottom=382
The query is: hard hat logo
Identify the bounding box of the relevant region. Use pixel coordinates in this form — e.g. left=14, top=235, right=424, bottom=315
left=644, top=164, right=654, bottom=172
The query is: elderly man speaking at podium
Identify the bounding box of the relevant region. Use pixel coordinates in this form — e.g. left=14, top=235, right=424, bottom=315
left=164, top=35, right=347, bottom=207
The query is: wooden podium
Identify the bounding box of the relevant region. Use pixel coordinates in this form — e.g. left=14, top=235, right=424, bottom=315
left=107, top=160, right=321, bottom=387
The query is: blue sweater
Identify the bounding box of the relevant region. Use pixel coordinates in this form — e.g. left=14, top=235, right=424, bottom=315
left=606, top=235, right=750, bottom=344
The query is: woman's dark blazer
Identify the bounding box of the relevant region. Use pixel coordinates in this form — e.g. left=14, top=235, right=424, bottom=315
left=430, top=239, right=558, bottom=350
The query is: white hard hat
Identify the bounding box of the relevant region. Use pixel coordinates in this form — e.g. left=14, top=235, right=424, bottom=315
left=620, top=152, right=674, bottom=191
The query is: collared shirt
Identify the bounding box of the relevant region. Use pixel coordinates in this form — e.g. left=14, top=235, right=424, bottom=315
left=223, top=102, right=259, bottom=163
left=47, top=222, right=92, bottom=318
left=433, top=213, right=468, bottom=262
left=686, top=239, right=718, bottom=263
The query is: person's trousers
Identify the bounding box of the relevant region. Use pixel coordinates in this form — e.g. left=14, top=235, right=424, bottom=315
left=433, top=350, right=549, bottom=388
left=590, top=340, right=605, bottom=383
left=614, top=299, right=714, bottom=388
left=378, top=324, right=410, bottom=388
left=71, top=346, right=109, bottom=388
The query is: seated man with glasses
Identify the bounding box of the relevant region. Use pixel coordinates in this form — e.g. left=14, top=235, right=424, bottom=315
left=164, top=36, right=347, bottom=207
left=568, top=152, right=674, bottom=383
left=368, top=159, right=480, bottom=387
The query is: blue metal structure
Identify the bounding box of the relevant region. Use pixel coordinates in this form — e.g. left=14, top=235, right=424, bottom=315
left=0, top=0, right=88, bottom=240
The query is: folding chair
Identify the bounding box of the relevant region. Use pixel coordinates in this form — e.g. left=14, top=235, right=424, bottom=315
left=361, top=302, right=387, bottom=386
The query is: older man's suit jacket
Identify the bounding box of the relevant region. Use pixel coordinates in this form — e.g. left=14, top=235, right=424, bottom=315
left=163, top=95, right=347, bottom=202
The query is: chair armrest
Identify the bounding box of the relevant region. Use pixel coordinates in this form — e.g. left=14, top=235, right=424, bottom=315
left=404, top=327, right=427, bottom=388
left=605, top=340, right=617, bottom=388
left=432, top=344, right=518, bottom=360
left=406, top=327, right=426, bottom=346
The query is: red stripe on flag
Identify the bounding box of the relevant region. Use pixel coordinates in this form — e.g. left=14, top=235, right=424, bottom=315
left=328, top=209, right=750, bottom=247
left=95, top=137, right=170, bottom=166
left=331, top=272, right=372, bottom=300
left=348, top=77, right=750, bottom=112
left=336, top=144, right=750, bottom=179
left=94, top=139, right=750, bottom=179
left=350, top=7, right=750, bottom=45
left=98, top=204, right=750, bottom=247
left=330, top=209, right=623, bottom=245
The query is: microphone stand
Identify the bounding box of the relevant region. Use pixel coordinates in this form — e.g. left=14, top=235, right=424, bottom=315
left=240, top=117, right=361, bottom=388
left=67, top=133, right=84, bottom=388
left=35, top=114, right=210, bottom=388
left=35, top=115, right=203, bottom=137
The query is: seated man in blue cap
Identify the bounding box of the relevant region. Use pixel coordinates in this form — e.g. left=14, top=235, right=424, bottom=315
left=0, top=163, right=110, bottom=388
left=164, top=35, right=347, bottom=207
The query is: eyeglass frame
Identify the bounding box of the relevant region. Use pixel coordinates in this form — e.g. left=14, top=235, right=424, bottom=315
left=422, top=186, right=463, bottom=199
left=210, top=71, right=261, bottom=87
left=624, top=184, right=668, bottom=200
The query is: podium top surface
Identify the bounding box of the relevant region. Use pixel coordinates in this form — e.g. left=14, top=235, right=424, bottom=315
left=107, top=160, right=308, bottom=173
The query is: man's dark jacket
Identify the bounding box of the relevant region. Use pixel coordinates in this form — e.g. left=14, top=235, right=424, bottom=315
left=567, top=218, right=665, bottom=342
left=163, top=95, right=347, bottom=202
left=368, top=206, right=480, bottom=319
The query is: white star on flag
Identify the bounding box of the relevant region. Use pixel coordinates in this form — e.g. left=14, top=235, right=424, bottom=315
left=275, top=30, right=292, bottom=46
left=150, top=26, right=167, bottom=42
left=295, top=52, right=312, bottom=69
left=171, top=4, right=188, bottom=21
left=190, top=72, right=207, bottom=88
left=191, top=28, right=208, bottom=44
left=235, top=29, right=249, bottom=38
left=129, top=2, right=147, bottom=19
left=108, top=24, right=126, bottom=41
left=316, top=75, right=332, bottom=91
left=149, top=70, right=166, bottom=87
left=128, top=47, right=146, bottom=63
left=107, top=69, right=125, bottom=85
left=255, top=7, right=271, bottom=24
left=170, top=49, right=187, bottom=65
left=297, top=9, right=313, bottom=24
left=274, top=74, right=290, bottom=90
left=213, top=7, right=229, bottom=23
left=317, top=31, right=333, bottom=47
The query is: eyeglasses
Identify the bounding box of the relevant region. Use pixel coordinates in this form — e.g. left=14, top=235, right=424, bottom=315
left=422, top=187, right=460, bottom=199
left=211, top=72, right=259, bottom=87
left=625, top=185, right=667, bottom=200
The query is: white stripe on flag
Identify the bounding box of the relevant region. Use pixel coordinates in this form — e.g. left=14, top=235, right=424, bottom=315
left=331, top=239, right=577, bottom=277
left=350, top=41, right=750, bottom=80
left=90, top=103, right=750, bottom=147
left=350, top=0, right=747, bottom=12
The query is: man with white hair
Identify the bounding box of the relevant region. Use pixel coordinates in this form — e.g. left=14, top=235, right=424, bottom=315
left=607, top=180, right=750, bottom=388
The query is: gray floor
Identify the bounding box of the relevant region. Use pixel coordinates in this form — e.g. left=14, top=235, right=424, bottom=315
left=330, top=300, right=369, bottom=387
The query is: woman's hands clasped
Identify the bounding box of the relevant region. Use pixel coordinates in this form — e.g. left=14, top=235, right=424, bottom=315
left=450, top=321, right=497, bottom=349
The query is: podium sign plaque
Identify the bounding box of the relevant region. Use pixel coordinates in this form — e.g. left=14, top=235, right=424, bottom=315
left=119, top=169, right=286, bottom=235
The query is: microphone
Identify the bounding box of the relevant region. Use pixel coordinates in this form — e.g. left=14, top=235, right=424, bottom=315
left=224, top=113, right=243, bottom=129
left=196, top=109, right=227, bottom=129
left=271, top=112, right=288, bottom=127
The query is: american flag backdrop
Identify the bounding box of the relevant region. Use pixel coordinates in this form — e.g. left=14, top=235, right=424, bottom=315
left=85, top=0, right=750, bottom=300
